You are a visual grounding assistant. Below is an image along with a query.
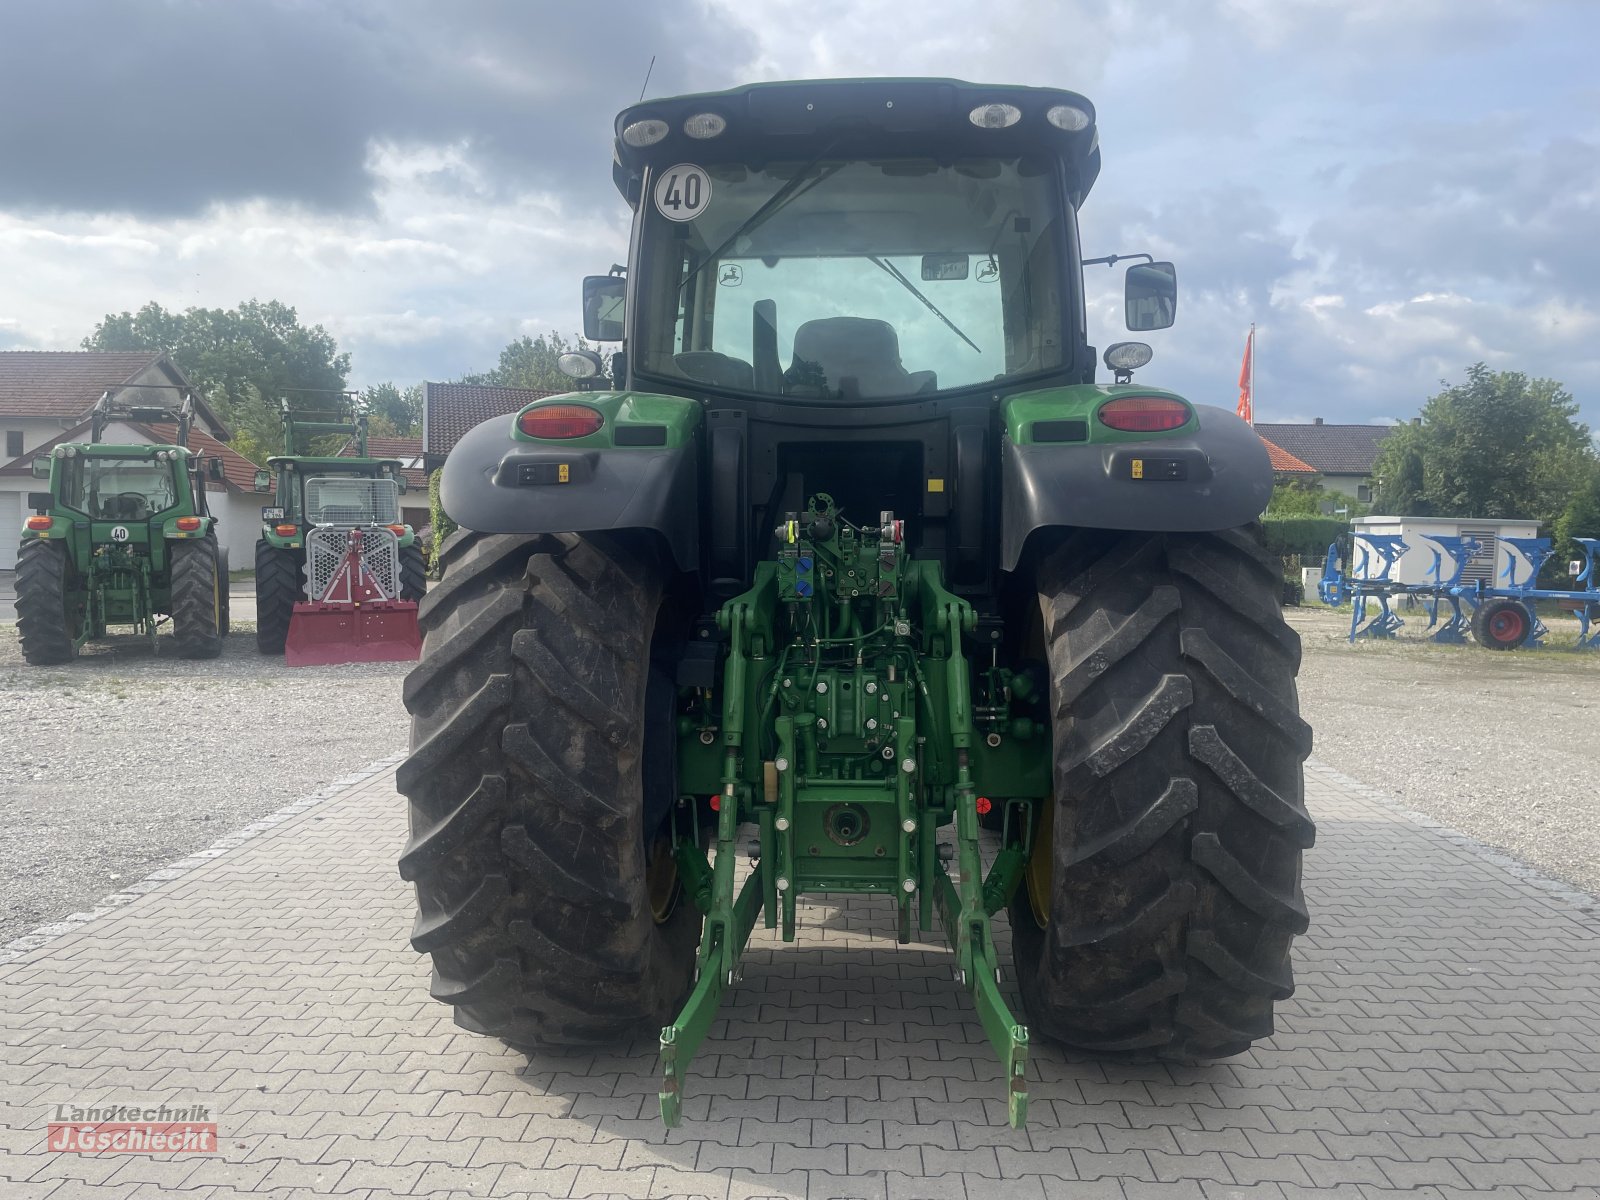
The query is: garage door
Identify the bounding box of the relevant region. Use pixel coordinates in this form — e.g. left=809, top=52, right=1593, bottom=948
left=0, top=492, right=20, bottom=570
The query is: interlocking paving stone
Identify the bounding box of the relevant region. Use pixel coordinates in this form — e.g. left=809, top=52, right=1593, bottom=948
left=4, top=757, right=1600, bottom=1198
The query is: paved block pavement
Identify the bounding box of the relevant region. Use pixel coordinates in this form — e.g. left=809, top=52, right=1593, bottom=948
left=3, top=757, right=1599, bottom=1198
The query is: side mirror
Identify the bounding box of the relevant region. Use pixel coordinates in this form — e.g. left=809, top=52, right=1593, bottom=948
left=396, top=476, right=408, bottom=495
left=28, top=491, right=51, bottom=512
left=582, top=275, right=627, bottom=341
left=1125, top=261, right=1177, bottom=331
left=253, top=468, right=272, bottom=492
left=208, top=457, right=225, bottom=481
left=32, top=457, right=51, bottom=479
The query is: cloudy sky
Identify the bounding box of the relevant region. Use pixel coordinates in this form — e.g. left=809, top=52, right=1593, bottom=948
left=2, top=0, right=1596, bottom=427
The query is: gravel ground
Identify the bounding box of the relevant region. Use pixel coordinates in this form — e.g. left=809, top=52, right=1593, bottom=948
left=4, top=599, right=1596, bottom=948
left=1290, top=604, right=1600, bottom=895
left=0, top=625, right=409, bottom=944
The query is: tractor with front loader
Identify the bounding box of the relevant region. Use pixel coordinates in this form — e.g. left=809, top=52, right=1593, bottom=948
left=16, top=390, right=228, bottom=664
left=253, top=404, right=425, bottom=657
left=400, top=79, right=1313, bottom=1128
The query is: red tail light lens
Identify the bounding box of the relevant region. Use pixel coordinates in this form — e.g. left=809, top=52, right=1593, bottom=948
left=275, top=523, right=299, bottom=537
left=176, top=516, right=202, bottom=531
left=518, top=404, right=604, bottom=440
left=1097, top=396, right=1192, bottom=432
left=26, top=515, right=52, bottom=531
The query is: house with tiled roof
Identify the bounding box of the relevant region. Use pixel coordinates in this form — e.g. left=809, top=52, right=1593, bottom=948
left=0, top=352, right=264, bottom=569
left=1253, top=419, right=1395, bottom=501
left=339, top=434, right=427, bottom=490
left=423, top=382, right=558, bottom=473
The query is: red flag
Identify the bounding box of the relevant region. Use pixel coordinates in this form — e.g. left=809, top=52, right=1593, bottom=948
left=1237, top=326, right=1254, bottom=423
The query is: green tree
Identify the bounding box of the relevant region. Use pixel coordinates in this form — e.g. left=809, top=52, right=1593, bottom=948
left=84, top=299, right=351, bottom=463
left=361, top=382, right=423, bottom=437
left=465, top=331, right=597, bottom=391
left=1369, top=363, right=1595, bottom=528
left=1370, top=423, right=1431, bottom=516
left=1555, top=465, right=1600, bottom=571
left=1266, top=478, right=1364, bottom=518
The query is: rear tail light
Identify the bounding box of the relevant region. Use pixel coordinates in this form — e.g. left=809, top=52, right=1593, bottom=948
left=518, top=404, right=604, bottom=440
left=176, top=516, right=202, bottom=531
left=1097, top=396, right=1192, bottom=432
left=387, top=524, right=406, bottom=536
left=26, top=515, right=52, bottom=531
left=275, top=523, right=299, bottom=537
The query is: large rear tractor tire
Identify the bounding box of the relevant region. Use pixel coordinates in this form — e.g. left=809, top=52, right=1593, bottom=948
left=254, top=540, right=300, bottom=655
left=15, top=540, right=79, bottom=665
left=1011, top=527, right=1314, bottom=1059
left=170, top=539, right=224, bottom=659
left=397, top=530, right=700, bottom=1047
left=399, top=543, right=427, bottom=602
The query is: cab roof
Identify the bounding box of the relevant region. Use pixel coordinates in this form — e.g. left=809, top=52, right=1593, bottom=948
left=613, top=78, right=1101, bottom=207
left=265, top=455, right=405, bottom=470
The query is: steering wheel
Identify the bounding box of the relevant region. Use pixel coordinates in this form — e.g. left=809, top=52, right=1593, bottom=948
left=110, top=492, right=149, bottom=520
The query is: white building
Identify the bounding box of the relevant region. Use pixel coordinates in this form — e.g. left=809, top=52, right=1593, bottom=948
left=1350, top=515, right=1543, bottom=588
left=0, top=352, right=267, bottom=570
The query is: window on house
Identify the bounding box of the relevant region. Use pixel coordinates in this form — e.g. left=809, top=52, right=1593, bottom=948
left=5, top=431, right=22, bottom=458
left=1357, top=483, right=1372, bottom=503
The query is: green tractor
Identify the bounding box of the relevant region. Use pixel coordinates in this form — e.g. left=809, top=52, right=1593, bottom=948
left=16, top=391, right=228, bottom=664
left=253, top=404, right=426, bottom=654
left=400, top=79, right=1313, bottom=1127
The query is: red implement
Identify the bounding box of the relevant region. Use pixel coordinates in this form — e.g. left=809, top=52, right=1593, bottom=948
left=285, top=528, right=421, bottom=667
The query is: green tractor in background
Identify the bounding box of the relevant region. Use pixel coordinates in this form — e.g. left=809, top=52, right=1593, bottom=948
left=253, top=403, right=426, bottom=655
left=17, top=390, right=228, bottom=664
left=402, top=79, right=1313, bottom=1127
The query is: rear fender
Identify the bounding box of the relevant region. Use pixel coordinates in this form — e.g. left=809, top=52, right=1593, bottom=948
left=1001, top=388, right=1271, bottom=571
left=439, top=392, right=702, bottom=574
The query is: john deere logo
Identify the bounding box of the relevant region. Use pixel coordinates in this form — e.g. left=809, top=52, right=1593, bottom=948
left=110, top=526, right=130, bottom=542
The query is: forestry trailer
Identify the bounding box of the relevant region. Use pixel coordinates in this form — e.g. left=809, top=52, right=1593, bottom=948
left=253, top=405, right=425, bottom=662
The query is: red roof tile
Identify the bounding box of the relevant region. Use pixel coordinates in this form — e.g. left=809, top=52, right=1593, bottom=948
left=424, top=382, right=558, bottom=459
left=1260, top=435, right=1317, bottom=474
left=0, top=351, right=165, bottom=418
left=338, top=434, right=426, bottom=488
left=0, top=350, right=230, bottom=438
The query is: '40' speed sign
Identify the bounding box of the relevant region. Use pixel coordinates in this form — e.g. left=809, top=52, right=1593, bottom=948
left=653, top=165, right=711, bottom=222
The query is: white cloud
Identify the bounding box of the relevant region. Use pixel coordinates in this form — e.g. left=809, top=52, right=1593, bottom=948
left=0, top=0, right=1595, bottom=427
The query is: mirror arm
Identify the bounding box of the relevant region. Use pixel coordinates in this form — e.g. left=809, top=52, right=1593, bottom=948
left=1082, top=252, right=1155, bottom=268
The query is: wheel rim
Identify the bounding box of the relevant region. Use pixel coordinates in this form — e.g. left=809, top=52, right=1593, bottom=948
left=1489, top=608, right=1525, bottom=643
left=1024, top=797, right=1054, bottom=927
left=646, top=831, right=680, bottom=924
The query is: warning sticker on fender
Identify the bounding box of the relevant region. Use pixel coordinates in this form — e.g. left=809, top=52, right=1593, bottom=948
left=654, top=164, right=711, bottom=222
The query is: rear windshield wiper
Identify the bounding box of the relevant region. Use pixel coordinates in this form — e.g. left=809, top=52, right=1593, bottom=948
left=868, top=256, right=981, bottom=354
left=678, top=142, right=846, bottom=294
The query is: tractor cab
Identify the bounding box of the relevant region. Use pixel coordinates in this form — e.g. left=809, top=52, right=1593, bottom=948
left=260, top=455, right=410, bottom=546
left=34, top=443, right=190, bottom=528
